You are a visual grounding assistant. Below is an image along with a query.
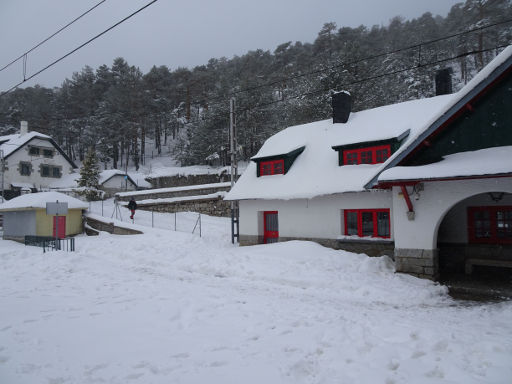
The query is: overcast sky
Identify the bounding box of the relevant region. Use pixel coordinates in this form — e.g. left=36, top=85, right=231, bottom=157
left=0, top=0, right=462, bottom=91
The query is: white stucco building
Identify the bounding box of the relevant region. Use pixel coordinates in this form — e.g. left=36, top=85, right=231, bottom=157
left=0, top=121, right=77, bottom=199
left=226, top=46, right=512, bottom=280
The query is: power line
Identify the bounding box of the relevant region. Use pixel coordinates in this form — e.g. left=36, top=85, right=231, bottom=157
left=223, top=17, right=512, bottom=101
left=236, top=45, right=510, bottom=116
left=0, top=0, right=108, bottom=74
left=0, top=0, right=159, bottom=96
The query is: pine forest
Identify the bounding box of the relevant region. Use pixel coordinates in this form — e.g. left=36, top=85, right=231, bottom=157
left=1, top=0, right=511, bottom=170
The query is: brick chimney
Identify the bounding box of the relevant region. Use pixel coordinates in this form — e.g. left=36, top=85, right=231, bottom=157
left=332, top=91, right=351, bottom=124
left=20, top=121, right=28, bottom=135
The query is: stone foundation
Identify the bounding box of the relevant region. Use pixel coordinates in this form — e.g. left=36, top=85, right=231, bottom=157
left=395, top=248, right=439, bottom=280
left=239, top=235, right=394, bottom=258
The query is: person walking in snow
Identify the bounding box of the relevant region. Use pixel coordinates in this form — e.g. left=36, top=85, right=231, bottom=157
left=127, top=197, right=137, bottom=220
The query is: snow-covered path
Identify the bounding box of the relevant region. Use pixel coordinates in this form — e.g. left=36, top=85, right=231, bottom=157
left=1, top=215, right=511, bottom=384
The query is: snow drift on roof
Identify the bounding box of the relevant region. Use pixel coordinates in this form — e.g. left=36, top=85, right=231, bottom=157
left=226, top=95, right=453, bottom=200
left=0, top=191, right=88, bottom=210
left=378, top=146, right=512, bottom=182
left=0, top=131, right=51, bottom=157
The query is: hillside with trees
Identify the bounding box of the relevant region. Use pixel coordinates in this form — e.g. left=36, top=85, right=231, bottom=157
left=1, top=0, right=511, bottom=169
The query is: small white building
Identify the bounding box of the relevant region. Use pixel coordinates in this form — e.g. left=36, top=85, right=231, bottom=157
left=99, top=170, right=138, bottom=196
left=0, top=121, right=77, bottom=199
left=226, top=46, right=512, bottom=280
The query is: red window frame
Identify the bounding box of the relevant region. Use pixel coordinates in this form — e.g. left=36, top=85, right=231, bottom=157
left=468, top=206, right=512, bottom=244
left=259, top=159, right=285, bottom=176
left=344, top=209, right=391, bottom=238
left=343, top=144, right=391, bottom=165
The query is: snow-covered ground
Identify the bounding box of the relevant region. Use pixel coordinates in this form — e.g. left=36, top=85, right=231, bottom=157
left=1, top=208, right=512, bottom=384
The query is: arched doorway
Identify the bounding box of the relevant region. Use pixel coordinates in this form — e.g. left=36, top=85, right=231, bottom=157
left=437, top=191, right=512, bottom=297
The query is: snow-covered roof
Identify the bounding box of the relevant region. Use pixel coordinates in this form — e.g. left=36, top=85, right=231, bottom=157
left=366, top=45, right=512, bottom=188
left=226, top=45, right=512, bottom=201
left=226, top=95, right=453, bottom=200
left=0, top=131, right=51, bottom=157
left=0, top=130, right=77, bottom=168
left=99, top=170, right=135, bottom=185
left=11, top=182, right=35, bottom=189
left=0, top=191, right=88, bottom=211
left=49, top=172, right=80, bottom=189
left=378, top=146, right=512, bottom=183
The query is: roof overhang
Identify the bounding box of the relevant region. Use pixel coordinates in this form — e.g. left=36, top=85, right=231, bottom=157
left=251, top=146, right=305, bottom=163
left=375, top=172, right=512, bottom=189
left=365, top=50, right=512, bottom=190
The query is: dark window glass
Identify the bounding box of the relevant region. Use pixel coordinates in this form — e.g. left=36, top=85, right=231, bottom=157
left=474, top=210, right=491, bottom=238
left=377, top=211, right=390, bottom=237
left=376, top=148, right=390, bottom=163
left=346, top=211, right=358, bottom=235
left=261, top=163, right=272, bottom=175
left=52, top=167, right=61, bottom=178
left=273, top=161, right=283, bottom=174
left=29, top=147, right=40, bottom=155
left=361, top=212, right=374, bottom=236
left=43, top=149, right=53, bottom=158
left=41, top=165, right=50, bottom=177
left=345, top=152, right=358, bottom=165
left=496, top=210, right=512, bottom=239
left=360, top=151, right=373, bottom=164
left=20, top=163, right=31, bottom=176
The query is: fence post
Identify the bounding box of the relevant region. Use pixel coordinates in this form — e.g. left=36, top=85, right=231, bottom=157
left=199, top=213, right=201, bottom=237
left=152, top=211, right=154, bottom=228
left=101, top=199, right=104, bottom=216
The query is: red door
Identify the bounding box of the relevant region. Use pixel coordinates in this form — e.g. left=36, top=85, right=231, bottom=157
left=264, top=211, right=279, bottom=243
left=53, top=216, right=66, bottom=239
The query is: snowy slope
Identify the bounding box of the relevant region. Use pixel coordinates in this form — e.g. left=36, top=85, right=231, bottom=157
left=1, top=209, right=511, bottom=384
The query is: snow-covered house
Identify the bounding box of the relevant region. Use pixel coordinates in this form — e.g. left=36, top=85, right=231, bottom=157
left=98, top=170, right=138, bottom=196
left=0, top=121, right=77, bottom=199
left=226, top=46, right=512, bottom=280
left=0, top=191, right=88, bottom=242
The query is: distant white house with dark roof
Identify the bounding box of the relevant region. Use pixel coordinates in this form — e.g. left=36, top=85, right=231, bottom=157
left=0, top=121, right=77, bottom=199
left=226, top=45, right=512, bottom=281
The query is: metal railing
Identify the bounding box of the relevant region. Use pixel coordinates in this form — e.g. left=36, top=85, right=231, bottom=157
left=24, top=236, right=75, bottom=252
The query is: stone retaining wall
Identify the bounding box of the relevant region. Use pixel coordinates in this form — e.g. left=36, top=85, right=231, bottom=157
left=138, top=196, right=231, bottom=217
left=85, top=216, right=143, bottom=235
left=116, top=184, right=231, bottom=202
left=147, top=173, right=230, bottom=189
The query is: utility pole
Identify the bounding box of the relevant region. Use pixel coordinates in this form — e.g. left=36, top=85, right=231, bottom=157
left=0, top=149, right=4, bottom=203
left=230, top=98, right=239, bottom=244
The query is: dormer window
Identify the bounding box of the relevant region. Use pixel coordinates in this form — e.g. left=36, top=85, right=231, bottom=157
left=343, top=144, right=391, bottom=165
left=260, top=159, right=284, bottom=176
left=252, top=146, right=305, bottom=177
left=332, top=131, right=410, bottom=167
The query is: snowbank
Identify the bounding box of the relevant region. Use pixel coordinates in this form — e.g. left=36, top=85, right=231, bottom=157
left=1, top=212, right=511, bottom=383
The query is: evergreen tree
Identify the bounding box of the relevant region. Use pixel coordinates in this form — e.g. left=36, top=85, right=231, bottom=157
left=78, top=148, right=101, bottom=201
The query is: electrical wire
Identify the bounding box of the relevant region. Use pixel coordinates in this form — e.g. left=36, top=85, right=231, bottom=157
left=0, top=0, right=108, bottom=73
left=235, top=44, right=511, bottom=115
left=223, top=17, right=512, bottom=101
left=0, top=0, right=159, bottom=96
